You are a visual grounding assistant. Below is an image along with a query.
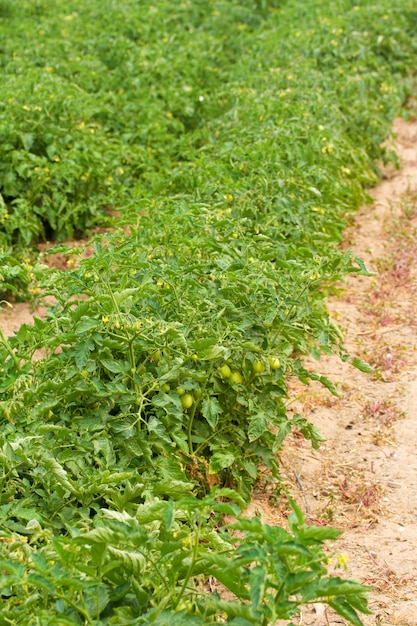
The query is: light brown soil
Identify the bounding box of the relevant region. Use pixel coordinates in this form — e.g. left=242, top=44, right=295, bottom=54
left=0, top=301, right=47, bottom=338
left=1, top=116, right=416, bottom=626
left=0, top=236, right=96, bottom=338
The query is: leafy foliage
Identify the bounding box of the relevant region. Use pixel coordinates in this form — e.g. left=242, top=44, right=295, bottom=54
left=0, top=495, right=370, bottom=624
left=1, top=0, right=417, bottom=623
left=0, top=0, right=416, bottom=248
left=2, top=227, right=362, bottom=498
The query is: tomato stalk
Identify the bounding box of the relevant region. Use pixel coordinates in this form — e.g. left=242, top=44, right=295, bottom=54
left=0, top=327, right=20, bottom=369
left=270, top=279, right=313, bottom=346
left=186, top=364, right=213, bottom=455
left=172, top=513, right=203, bottom=610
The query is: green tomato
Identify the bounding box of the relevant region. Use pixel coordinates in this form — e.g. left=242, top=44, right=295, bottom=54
left=176, top=387, right=185, bottom=396
left=181, top=393, right=194, bottom=409
left=269, top=357, right=281, bottom=370
left=229, top=371, right=243, bottom=384
left=218, top=364, right=231, bottom=378
left=253, top=360, right=265, bottom=373
left=162, top=383, right=170, bottom=392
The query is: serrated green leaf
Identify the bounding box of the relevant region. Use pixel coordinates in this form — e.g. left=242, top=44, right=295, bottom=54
left=77, top=318, right=99, bottom=333
left=316, top=578, right=370, bottom=598
left=142, top=610, right=203, bottom=625
left=147, top=416, right=172, bottom=443
left=310, top=347, right=321, bottom=360
left=197, top=598, right=254, bottom=622
left=248, top=412, right=268, bottom=442
left=201, top=396, right=222, bottom=429
left=209, top=451, right=235, bottom=474
left=242, top=460, right=258, bottom=480
left=273, top=542, right=313, bottom=558
left=351, top=357, right=374, bottom=373
left=249, top=565, right=265, bottom=609
left=347, top=592, right=373, bottom=614
left=74, top=339, right=94, bottom=368
left=199, top=554, right=247, bottom=598
left=318, top=375, right=339, bottom=396
left=191, top=338, right=217, bottom=352
left=41, top=455, right=77, bottom=494
left=107, top=547, right=146, bottom=573
left=3, top=506, right=43, bottom=523
left=328, top=597, right=365, bottom=626
left=31, top=398, right=60, bottom=419
left=113, top=288, right=140, bottom=305
left=89, top=542, right=107, bottom=568
left=83, top=584, right=110, bottom=618
left=299, top=525, right=342, bottom=542
left=163, top=500, right=175, bottom=531
left=353, top=257, right=376, bottom=276
left=100, top=359, right=130, bottom=374
left=153, top=478, right=194, bottom=498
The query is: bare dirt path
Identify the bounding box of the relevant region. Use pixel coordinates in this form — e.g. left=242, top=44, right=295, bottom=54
left=1, top=115, right=417, bottom=626
left=251, top=116, right=417, bottom=625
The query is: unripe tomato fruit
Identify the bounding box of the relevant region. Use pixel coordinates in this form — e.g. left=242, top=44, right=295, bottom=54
left=181, top=393, right=194, bottom=409
left=269, top=357, right=281, bottom=370
left=218, top=364, right=231, bottom=378
left=229, top=372, right=243, bottom=384
left=153, top=350, right=161, bottom=363
left=162, top=383, right=170, bottom=392
left=253, top=360, right=265, bottom=373
left=176, top=387, right=185, bottom=396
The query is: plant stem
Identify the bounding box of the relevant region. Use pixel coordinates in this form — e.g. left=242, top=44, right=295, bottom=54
left=173, top=514, right=203, bottom=609
left=56, top=592, right=94, bottom=625
left=186, top=364, right=213, bottom=455
left=0, top=327, right=20, bottom=368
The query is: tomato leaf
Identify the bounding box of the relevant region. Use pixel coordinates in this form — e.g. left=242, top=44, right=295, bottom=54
left=351, top=357, right=374, bottom=373
left=201, top=396, right=222, bottom=429
left=209, top=451, right=235, bottom=474
left=248, top=412, right=268, bottom=442
left=100, top=359, right=130, bottom=374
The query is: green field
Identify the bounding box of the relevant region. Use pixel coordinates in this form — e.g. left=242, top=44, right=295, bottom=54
left=0, top=0, right=416, bottom=623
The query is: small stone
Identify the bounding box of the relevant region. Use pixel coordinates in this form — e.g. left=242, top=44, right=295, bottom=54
left=388, top=481, right=401, bottom=489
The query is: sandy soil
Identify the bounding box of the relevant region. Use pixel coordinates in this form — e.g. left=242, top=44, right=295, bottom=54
left=1, top=115, right=417, bottom=625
